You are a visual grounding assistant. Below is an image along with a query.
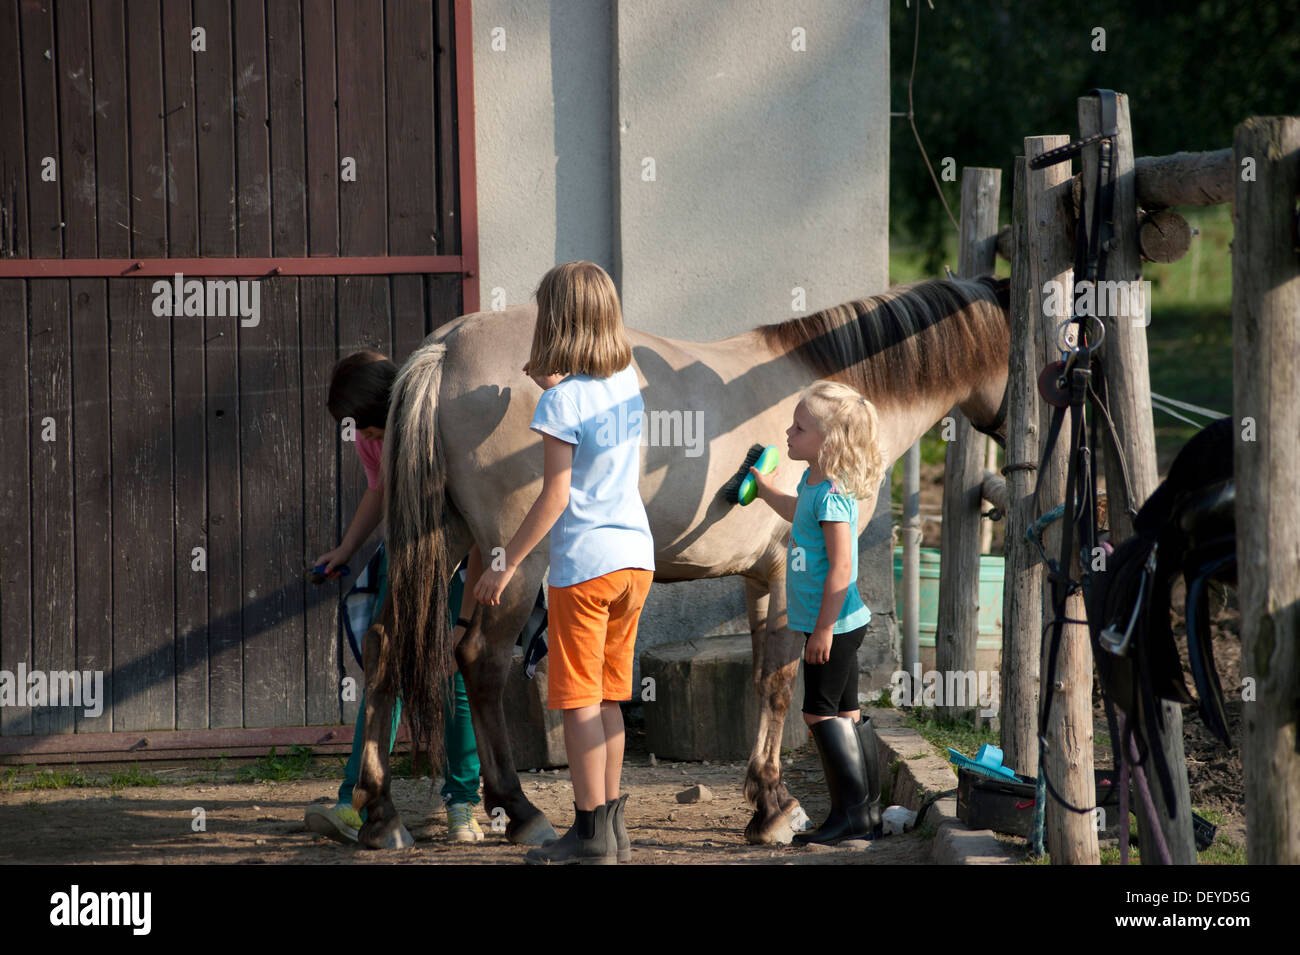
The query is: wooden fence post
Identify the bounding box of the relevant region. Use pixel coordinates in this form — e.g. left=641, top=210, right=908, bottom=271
left=1081, top=93, right=1196, bottom=864
left=1232, top=115, right=1300, bottom=865
left=901, top=442, right=921, bottom=682
left=1024, top=135, right=1099, bottom=864
left=1000, top=156, right=1043, bottom=775
left=936, top=167, right=999, bottom=723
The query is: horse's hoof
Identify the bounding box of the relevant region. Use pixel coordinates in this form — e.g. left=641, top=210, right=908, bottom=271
left=507, top=811, right=559, bottom=846
left=359, top=818, right=415, bottom=850
left=744, top=803, right=799, bottom=846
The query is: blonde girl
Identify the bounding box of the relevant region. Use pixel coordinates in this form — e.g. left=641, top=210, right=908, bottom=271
left=474, top=261, right=655, bottom=864
left=749, top=379, right=886, bottom=844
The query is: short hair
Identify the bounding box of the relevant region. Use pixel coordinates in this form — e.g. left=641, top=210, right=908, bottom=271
left=327, top=349, right=398, bottom=429
left=798, top=379, right=886, bottom=500
left=528, top=261, right=632, bottom=378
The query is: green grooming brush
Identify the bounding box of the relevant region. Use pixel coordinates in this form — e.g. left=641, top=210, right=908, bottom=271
left=722, top=444, right=780, bottom=506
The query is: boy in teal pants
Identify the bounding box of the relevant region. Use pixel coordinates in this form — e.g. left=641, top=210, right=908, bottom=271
left=306, top=349, right=483, bottom=844
left=306, top=548, right=483, bottom=843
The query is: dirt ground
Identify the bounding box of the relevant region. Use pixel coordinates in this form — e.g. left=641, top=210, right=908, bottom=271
left=0, top=724, right=932, bottom=866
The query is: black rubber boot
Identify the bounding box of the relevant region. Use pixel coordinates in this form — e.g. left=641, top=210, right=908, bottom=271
left=524, top=802, right=616, bottom=865
left=607, top=793, right=630, bottom=862
left=855, top=715, right=885, bottom=839
left=792, top=716, right=874, bottom=846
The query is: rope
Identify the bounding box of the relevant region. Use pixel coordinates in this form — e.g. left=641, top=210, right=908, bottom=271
left=1149, top=391, right=1227, bottom=420
left=899, top=0, right=959, bottom=232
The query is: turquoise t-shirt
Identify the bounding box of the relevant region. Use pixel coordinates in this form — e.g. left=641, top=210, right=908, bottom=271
left=787, top=468, right=872, bottom=634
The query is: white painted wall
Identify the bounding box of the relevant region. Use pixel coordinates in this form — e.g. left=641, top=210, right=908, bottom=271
left=471, top=0, right=895, bottom=691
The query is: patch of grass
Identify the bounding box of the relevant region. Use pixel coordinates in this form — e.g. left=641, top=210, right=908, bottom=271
left=3, top=763, right=167, bottom=792
left=106, top=766, right=160, bottom=790
left=7, top=767, right=93, bottom=791
left=871, top=688, right=895, bottom=709
left=236, top=745, right=316, bottom=783
left=902, top=708, right=999, bottom=764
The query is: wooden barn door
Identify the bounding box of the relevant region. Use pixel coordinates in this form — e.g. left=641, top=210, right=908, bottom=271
left=0, top=0, right=478, bottom=759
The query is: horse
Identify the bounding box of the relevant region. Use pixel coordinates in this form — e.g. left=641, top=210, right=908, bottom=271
left=349, top=275, right=1012, bottom=849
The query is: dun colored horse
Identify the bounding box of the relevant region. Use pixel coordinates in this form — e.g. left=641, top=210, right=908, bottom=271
left=351, top=276, right=1011, bottom=848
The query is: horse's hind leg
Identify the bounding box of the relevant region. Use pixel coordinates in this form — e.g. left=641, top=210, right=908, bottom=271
left=354, top=594, right=414, bottom=850
left=742, top=572, right=804, bottom=845
left=457, top=551, right=558, bottom=846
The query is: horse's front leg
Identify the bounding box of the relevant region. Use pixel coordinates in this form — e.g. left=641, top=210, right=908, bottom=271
left=742, top=571, right=804, bottom=844
left=354, top=594, right=414, bottom=849
left=457, top=552, right=558, bottom=846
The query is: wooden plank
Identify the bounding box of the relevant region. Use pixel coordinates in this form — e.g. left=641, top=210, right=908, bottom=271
left=1000, top=157, right=1042, bottom=775
left=427, top=272, right=462, bottom=328
left=386, top=0, right=437, bottom=255
left=0, top=278, right=31, bottom=736
left=1026, top=135, right=1097, bottom=865
left=90, top=0, right=130, bottom=258
left=1232, top=116, right=1300, bottom=864
left=268, top=0, right=312, bottom=724
left=55, top=0, right=96, bottom=259
left=392, top=274, right=426, bottom=362
left=109, top=279, right=175, bottom=731
left=232, top=0, right=294, bottom=728
left=936, top=168, right=999, bottom=724
left=125, top=0, right=166, bottom=257
left=161, top=0, right=199, bottom=256
left=192, top=0, right=240, bottom=728
left=163, top=0, right=208, bottom=731
left=301, top=276, right=343, bottom=726
left=267, top=0, right=306, bottom=257
left=53, top=2, right=110, bottom=734
left=238, top=278, right=306, bottom=728
left=18, top=0, right=61, bottom=257
left=232, top=0, right=271, bottom=256
left=336, top=0, right=387, bottom=255
left=70, top=279, right=114, bottom=733
left=192, top=0, right=236, bottom=256
left=433, top=0, right=457, bottom=254
left=302, top=0, right=338, bottom=256
left=204, top=297, right=243, bottom=728
left=28, top=280, right=75, bottom=738
left=0, top=0, right=29, bottom=258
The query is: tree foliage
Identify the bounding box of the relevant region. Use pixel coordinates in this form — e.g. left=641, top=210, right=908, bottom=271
left=890, top=0, right=1300, bottom=272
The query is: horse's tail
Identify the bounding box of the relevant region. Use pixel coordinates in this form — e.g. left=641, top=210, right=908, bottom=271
left=380, top=342, right=455, bottom=773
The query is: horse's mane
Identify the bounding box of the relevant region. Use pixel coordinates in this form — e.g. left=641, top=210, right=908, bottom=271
left=756, top=276, right=1010, bottom=404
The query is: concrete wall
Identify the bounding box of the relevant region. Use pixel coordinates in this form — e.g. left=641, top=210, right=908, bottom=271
left=471, top=0, right=895, bottom=694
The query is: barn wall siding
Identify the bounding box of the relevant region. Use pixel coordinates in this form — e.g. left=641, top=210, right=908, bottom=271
left=0, top=0, right=467, bottom=741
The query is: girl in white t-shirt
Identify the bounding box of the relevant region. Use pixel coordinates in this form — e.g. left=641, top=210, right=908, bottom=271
left=474, top=261, right=655, bottom=865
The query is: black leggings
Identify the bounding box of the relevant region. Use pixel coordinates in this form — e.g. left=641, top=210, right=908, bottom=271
left=801, top=623, right=867, bottom=717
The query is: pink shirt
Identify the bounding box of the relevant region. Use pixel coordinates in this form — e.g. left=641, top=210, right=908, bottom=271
left=356, top=436, right=384, bottom=490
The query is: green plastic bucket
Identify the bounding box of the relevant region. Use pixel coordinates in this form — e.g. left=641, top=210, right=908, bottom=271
left=892, top=546, right=1004, bottom=650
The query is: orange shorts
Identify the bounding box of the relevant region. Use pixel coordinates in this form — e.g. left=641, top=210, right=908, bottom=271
left=546, top=567, right=653, bottom=709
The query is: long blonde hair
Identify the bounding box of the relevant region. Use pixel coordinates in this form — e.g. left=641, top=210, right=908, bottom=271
left=529, top=261, right=632, bottom=378
left=799, top=380, right=886, bottom=499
